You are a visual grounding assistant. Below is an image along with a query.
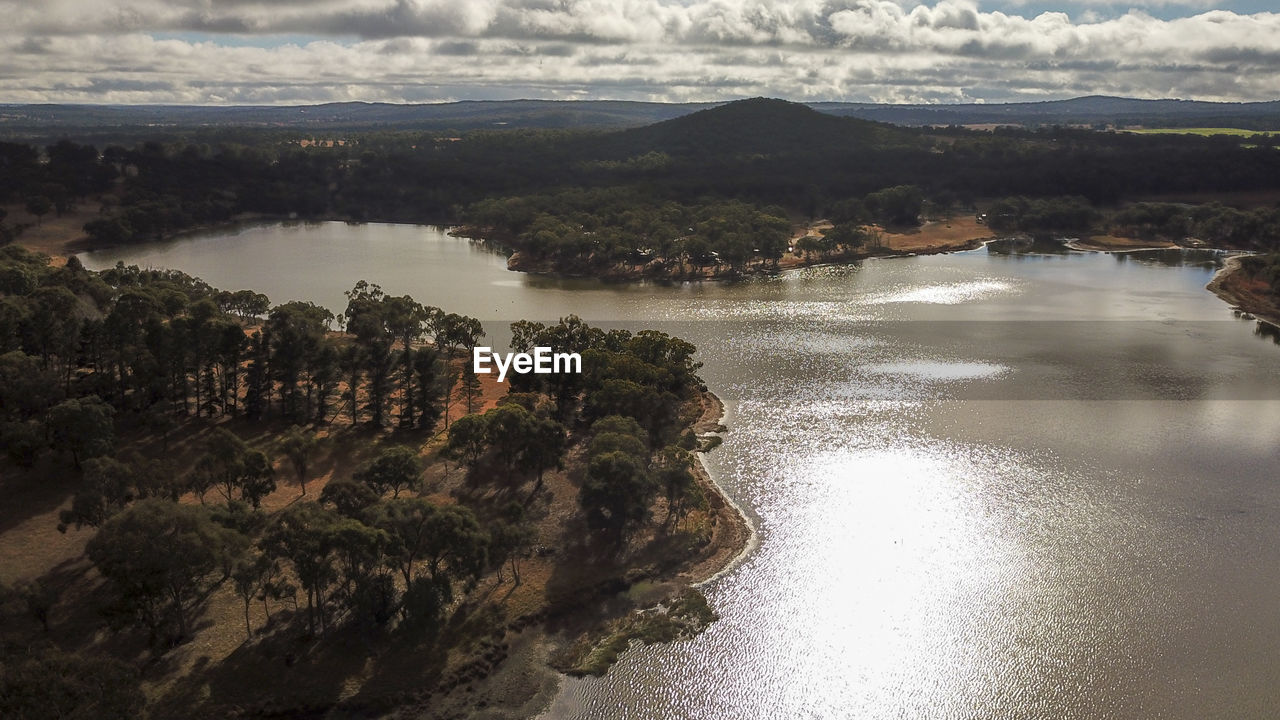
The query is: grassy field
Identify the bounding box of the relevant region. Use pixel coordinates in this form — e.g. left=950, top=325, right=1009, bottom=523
left=1125, top=128, right=1280, bottom=137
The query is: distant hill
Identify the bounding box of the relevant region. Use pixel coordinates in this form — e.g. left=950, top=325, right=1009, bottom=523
left=594, top=97, right=910, bottom=159
left=2, top=95, right=1280, bottom=143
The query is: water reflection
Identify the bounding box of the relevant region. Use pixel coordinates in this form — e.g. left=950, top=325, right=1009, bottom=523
left=986, top=236, right=1074, bottom=256
left=1117, top=248, right=1226, bottom=270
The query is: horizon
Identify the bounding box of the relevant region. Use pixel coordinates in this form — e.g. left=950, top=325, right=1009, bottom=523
left=3, top=1, right=1279, bottom=106
left=5, top=94, right=1280, bottom=110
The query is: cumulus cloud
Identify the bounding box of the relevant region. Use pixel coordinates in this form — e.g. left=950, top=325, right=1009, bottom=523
left=0, top=0, right=1277, bottom=103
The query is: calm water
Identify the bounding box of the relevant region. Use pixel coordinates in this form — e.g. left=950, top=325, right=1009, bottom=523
left=83, top=223, right=1280, bottom=719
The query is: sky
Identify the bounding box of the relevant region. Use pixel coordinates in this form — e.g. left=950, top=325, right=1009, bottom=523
left=2, top=0, right=1278, bottom=106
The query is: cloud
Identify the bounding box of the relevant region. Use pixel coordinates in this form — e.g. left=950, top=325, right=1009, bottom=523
left=0, top=1, right=1277, bottom=104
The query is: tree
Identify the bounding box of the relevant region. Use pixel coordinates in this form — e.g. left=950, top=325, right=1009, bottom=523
left=329, top=517, right=391, bottom=616
left=443, top=413, right=488, bottom=470
left=381, top=294, right=429, bottom=427
left=278, top=425, right=320, bottom=496
left=459, top=362, right=482, bottom=415
left=24, top=195, right=52, bottom=226
left=320, top=479, right=379, bottom=519
left=588, top=431, right=648, bottom=460
left=58, top=456, right=134, bottom=532
left=412, top=345, right=442, bottom=430
left=579, top=451, right=657, bottom=540
left=521, top=416, right=567, bottom=488
left=231, top=553, right=277, bottom=639
left=266, top=301, right=334, bottom=421
left=263, top=502, right=342, bottom=634
left=83, top=217, right=132, bottom=245
left=342, top=282, right=394, bottom=427
left=189, top=428, right=276, bottom=507
left=87, top=499, right=243, bottom=642
left=372, top=496, right=439, bottom=587
left=47, top=396, right=114, bottom=469
left=485, top=403, right=535, bottom=475
left=353, top=445, right=422, bottom=498
left=655, top=446, right=703, bottom=525
left=488, top=502, right=535, bottom=585
left=419, top=504, right=489, bottom=588
left=237, top=452, right=276, bottom=509
left=400, top=575, right=451, bottom=639
left=865, top=185, right=924, bottom=226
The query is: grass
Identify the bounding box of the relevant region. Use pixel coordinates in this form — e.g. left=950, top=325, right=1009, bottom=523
left=1125, top=128, right=1280, bottom=137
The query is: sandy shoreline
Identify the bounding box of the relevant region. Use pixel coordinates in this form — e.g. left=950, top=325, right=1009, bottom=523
left=681, top=390, right=755, bottom=586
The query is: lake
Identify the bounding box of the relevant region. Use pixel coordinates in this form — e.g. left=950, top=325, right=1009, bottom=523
left=82, top=222, right=1280, bottom=719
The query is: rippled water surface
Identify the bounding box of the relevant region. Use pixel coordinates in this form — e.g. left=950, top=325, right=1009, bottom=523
left=83, top=223, right=1280, bottom=719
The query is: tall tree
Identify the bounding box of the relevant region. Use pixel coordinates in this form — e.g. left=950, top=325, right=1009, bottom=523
left=87, top=499, right=244, bottom=642
left=47, top=396, right=114, bottom=470
left=353, top=445, right=422, bottom=499
left=278, top=425, right=319, bottom=496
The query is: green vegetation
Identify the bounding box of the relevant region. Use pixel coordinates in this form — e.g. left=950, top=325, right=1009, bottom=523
left=0, top=242, right=724, bottom=716
left=468, top=189, right=791, bottom=275
left=552, top=588, right=718, bottom=676
left=5, top=98, right=1280, bottom=277
left=1107, top=202, right=1280, bottom=246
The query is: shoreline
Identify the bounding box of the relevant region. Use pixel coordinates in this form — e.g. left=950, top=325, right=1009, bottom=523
left=1206, top=255, right=1280, bottom=328
left=407, top=386, right=754, bottom=720
left=688, top=391, right=756, bottom=588
left=486, top=218, right=996, bottom=283
left=517, top=388, right=753, bottom=719
left=683, top=390, right=756, bottom=587
left=32, top=211, right=1202, bottom=284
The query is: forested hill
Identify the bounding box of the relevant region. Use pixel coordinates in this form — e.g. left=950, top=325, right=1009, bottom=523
left=592, top=98, right=912, bottom=159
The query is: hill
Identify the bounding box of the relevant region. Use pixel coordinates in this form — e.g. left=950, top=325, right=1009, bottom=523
left=595, top=97, right=912, bottom=159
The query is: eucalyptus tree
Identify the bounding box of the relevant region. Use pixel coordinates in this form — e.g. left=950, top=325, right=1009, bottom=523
left=88, top=499, right=245, bottom=642
left=353, top=445, right=422, bottom=499
left=47, top=396, right=114, bottom=470
left=189, top=428, right=276, bottom=508
left=264, top=503, right=342, bottom=634
left=278, top=425, right=320, bottom=496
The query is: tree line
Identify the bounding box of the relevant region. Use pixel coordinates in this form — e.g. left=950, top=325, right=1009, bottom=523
left=3, top=99, right=1279, bottom=261
left=978, top=195, right=1280, bottom=251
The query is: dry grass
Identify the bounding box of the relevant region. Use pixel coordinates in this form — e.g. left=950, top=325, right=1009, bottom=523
left=3, top=200, right=105, bottom=260
left=1125, top=127, right=1279, bottom=137
left=878, top=216, right=991, bottom=252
